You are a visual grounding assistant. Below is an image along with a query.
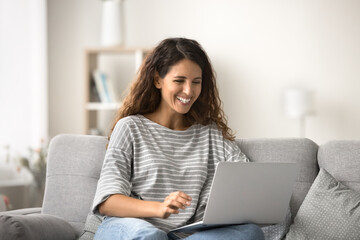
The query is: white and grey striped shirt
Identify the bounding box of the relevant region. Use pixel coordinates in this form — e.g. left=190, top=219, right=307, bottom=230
left=92, top=114, right=248, bottom=233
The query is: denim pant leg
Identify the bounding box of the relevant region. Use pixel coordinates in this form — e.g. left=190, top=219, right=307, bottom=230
left=183, top=223, right=265, bottom=240
left=94, top=217, right=168, bottom=240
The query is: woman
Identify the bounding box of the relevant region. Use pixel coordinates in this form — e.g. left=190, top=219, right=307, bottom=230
left=92, top=38, right=264, bottom=240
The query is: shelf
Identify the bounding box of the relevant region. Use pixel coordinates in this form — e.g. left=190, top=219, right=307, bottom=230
left=84, top=46, right=149, bottom=135
left=86, top=102, right=121, bottom=111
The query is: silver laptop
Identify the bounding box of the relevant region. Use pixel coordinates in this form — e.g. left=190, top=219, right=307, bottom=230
left=169, top=162, right=299, bottom=233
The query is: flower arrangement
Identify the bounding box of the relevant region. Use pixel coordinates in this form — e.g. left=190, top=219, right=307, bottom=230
left=20, top=139, right=48, bottom=194
left=0, top=195, right=11, bottom=211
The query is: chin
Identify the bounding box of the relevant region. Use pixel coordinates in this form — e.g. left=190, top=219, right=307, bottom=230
left=174, top=108, right=190, bottom=115
left=173, top=103, right=194, bottom=115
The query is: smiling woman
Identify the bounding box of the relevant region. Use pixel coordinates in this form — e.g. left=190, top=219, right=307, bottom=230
left=90, top=38, right=264, bottom=240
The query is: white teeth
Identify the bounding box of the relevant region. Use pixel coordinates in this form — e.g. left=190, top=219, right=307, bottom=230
left=177, top=96, right=191, bottom=104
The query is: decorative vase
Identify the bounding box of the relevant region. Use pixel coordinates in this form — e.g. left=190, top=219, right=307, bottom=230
left=100, top=0, right=124, bottom=47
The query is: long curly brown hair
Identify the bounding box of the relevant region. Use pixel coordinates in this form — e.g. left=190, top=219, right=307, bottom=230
left=110, top=38, right=235, bottom=141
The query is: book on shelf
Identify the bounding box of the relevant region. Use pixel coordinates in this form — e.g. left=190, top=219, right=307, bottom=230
left=90, top=78, right=100, bottom=102
left=92, top=69, right=118, bottom=103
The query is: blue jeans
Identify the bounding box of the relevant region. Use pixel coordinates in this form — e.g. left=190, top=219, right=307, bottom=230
left=94, top=217, right=265, bottom=240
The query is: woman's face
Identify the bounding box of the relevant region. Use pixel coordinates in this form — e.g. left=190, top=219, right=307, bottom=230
left=155, top=59, right=202, bottom=116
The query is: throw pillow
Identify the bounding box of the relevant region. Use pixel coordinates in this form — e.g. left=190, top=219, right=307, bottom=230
left=0, top=214, right=77, bottom=240
left=285, top=168, right=360, bottom=240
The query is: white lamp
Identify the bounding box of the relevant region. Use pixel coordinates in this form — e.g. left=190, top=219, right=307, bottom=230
left=283, top=88, right=313, bottom=137
left=100, top=0, right=124, bottom=47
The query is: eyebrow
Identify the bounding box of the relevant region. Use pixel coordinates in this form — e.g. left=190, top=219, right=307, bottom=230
left=174, top=76, right=202, bottom=80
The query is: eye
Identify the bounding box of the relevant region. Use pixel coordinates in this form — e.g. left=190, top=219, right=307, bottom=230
left=193, top=80, right=202, bottom=84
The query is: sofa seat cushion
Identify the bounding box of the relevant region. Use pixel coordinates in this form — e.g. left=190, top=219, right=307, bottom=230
left=285, top=168, right=360, bottom=240
left=0, top=214, right=77, bottom=240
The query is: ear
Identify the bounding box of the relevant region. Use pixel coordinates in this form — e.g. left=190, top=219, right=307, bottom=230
left=154, top=72, right=162, bottom=89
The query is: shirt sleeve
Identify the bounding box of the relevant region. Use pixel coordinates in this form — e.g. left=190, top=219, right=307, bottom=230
left=223, top=138, right=249, bottom=163
left=91, top=118, right=134, bottom=214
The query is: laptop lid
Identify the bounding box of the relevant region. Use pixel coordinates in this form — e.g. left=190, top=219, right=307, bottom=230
left=202, top=162, right=299, bottom=225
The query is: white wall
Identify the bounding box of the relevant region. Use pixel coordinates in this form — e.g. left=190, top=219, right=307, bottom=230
left=48, top=0, right=101, bottom=136
left=48, top=0, right=360, bottom=144
left=0, top=0, right=47, bottom=157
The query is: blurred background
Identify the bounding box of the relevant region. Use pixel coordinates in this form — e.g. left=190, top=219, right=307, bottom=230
left=0, top=0, right=359, bottom=209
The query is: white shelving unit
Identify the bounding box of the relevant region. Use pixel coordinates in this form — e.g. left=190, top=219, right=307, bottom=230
left=85, top=102, right=121, bottom=111
left=84, top=47, right=150, bottom=135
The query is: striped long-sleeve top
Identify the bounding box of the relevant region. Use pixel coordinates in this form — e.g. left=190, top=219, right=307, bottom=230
left=92, top=114, right=248, bottom=233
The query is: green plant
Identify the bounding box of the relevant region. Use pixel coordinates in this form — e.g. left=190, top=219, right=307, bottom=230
left=20, top=140, right=48, bottom=193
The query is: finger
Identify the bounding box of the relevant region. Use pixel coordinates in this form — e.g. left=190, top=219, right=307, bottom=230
left=174, top=191, right=192, bottom=201
left=172, top=191, right=192, bottom=206
left=165, top=192, right=192, bottom=210
left=165, top=199, right=187, bottom=210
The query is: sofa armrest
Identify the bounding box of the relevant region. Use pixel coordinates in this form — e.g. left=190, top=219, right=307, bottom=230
left=0, top=213, right=77, bottom=240
left=0, top=207, right=42, bottom=216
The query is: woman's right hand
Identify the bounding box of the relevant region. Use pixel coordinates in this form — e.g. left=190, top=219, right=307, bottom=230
left=98, top=192, right=192, bottom=219
left=159, top=191, right=192, bottom=219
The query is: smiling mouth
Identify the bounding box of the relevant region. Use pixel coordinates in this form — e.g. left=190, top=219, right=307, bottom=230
left=177, top=96, right=191, bottom=104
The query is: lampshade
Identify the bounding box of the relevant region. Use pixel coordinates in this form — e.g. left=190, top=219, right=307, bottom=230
left=101, top=0, right=123, bottom=47
left=284, top=88, right=313, bottom=119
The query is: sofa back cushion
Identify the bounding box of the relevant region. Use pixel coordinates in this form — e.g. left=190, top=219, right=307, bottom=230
left=237, top=138, right=319, bottom=219
left=42, top=134, right=107, bottom=236
left=318, top=140, right=360, bottom=192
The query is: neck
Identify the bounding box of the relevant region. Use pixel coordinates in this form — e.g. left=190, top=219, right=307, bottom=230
left=145, top=110, right=188, bottom=131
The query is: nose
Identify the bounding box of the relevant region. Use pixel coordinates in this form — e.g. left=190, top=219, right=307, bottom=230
left=183, top=81, right=192, bottom=95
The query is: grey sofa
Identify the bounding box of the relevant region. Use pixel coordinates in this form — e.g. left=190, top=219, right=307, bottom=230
left=1, top=134, right=359, bottom=239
